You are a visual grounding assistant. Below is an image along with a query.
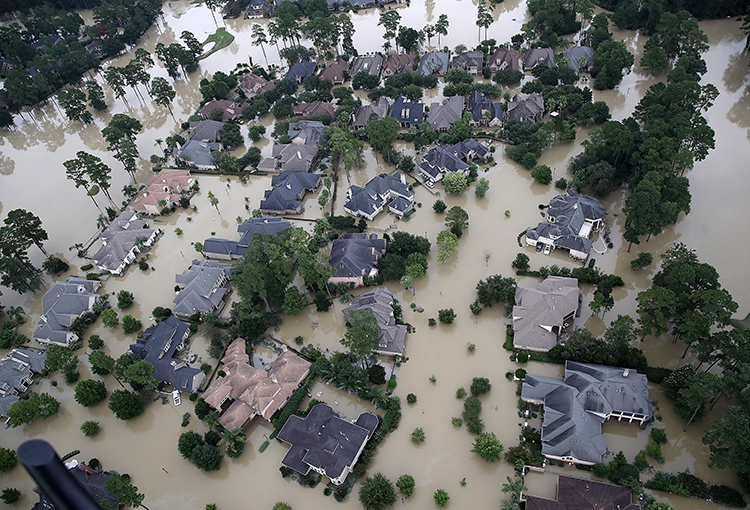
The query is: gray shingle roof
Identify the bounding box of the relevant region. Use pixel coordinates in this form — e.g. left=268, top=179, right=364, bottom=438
left=288, top=120, right=326, bottom=145
left=428, top=95, right=464, bottom=131
left=522, top=362, right=653, bottom=465
left=526, top=475, right=639, bottom=510
left=506, top=93, right=545, bottom=123
left=173, top=260, right=232, bottom=316
left=562, top=46, right=594, bottom=73
left=343, top=172, right=413, bottom=219
left=92, top=228, right=155, bottom=273
left=351, top=97, right=391, bottom=128
left=451, top=51, right=484, bottom=71
left=260, top=172, right=322, bottom=214
left=35, top=278, right=99, bottom=346
left=129, top=316, right=204, bottom=393
left=176, top=139, right=222, bottom=168
left=467, top=91, right=503, bottom=124
left=286, top=60, right=316, bottom=81
left=523, top=48, right=557, bottom=69
left=277, top=403, right=378, bottom=484
left=258, top=144, right=318, bottom=173
left=203, top=217, right=292, bottom=259
left=418, top=51, right=449, bottom=76
left=342, top=287, right=407, bottom=355
left=329, top=233, right=386, bottom=278
left=513, top=277, right=580, bottom=352
left=350, top=55, right=384, bottom=76
left=189, top=120, right=225, bottom=143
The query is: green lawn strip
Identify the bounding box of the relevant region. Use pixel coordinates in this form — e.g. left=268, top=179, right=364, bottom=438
left=200, top=28, right=235, bottom=60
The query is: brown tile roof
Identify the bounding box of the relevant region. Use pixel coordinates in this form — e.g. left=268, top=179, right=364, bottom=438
left=202, top=338, right=311, bottom=427
left=383, top=53, right=415, bottom=75
left=292, top=101, right=337, bottom=121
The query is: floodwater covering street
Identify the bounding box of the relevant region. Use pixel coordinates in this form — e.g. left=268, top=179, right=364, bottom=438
left=1, top=1, right=750, bottom=509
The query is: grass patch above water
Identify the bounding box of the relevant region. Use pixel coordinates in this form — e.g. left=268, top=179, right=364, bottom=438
left=200, top=28, right=235, bottom=59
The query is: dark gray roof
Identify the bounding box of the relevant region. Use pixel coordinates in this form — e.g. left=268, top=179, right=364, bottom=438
left=512, top=277, right=580, bottom=352
left=92, top=228, right=155, bottom=273
left=260, top=172, right=322, bottom=213
left=418, top=139, right=488, bottom=181
left=5, top=349, right=46, bottom=373
left=562, top=46, right=594, bottom=73
left=35, top=278, right=99, bottom=345
left=100, top=212, right=150, bottom=243
left=176, top=139, right=222, bottom=168
left=258, top=144, right=318, bottom=173
left=417, top=51, right=449, bottom=76
left=129, top=316, right=204, bottom=393
left=288, top=120, right=326, bottom=145
left=391, top=94, right=424, bottom=125
left=343, top=173, right=413, bottom=219
left=35, top=464, right=119, bottom=510
left=286, top=60, right=316, bottom=81
left=0, top=395, right=19, bottom=417
left=342, top=288, right=407, bottom=355
left=526, top=475, right=639, bottom=510
left=329, top=233, right=386, bottom=278
left=467, top=91, right=503, bottom=124
left=521, top=362, right=653, bottom=465
left=204, top=217, right=291, bottom=258
left=527, top=190, right=604, bottom=256
left=350, top=55, right=384, bottom=76
left=277, top=403, right=378, bottom=484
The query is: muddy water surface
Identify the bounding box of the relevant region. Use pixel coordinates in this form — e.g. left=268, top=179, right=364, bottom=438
left=1, top=2, right=750, bottom=509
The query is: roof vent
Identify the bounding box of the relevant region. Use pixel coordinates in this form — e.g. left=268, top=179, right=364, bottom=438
left=623, top=369, right=630, bottom=377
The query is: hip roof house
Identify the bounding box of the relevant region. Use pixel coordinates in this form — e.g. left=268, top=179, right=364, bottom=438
left=451, top=51, right=484, bottom=75
left=34, top=278, right=101, bottom=346
left=202, top=217, right=291, bottom=260
left=428, top=95, right=464, bottom=133
left=328, top=233, right=386, bottom=288
left=288, top=120, right=326, bottom=145
left=0, top=349, right=47, bottom=422
left=319, top=59, right=349, bottom=84
left=277, top=403, right=379, bottom=485
left=488, top=47, right=520, bottom=72
left=467, top=90, right=503, bottom=127
left=418, top=138, right=489, bottom=187
left=521, top=361, right=654, bottom=465
left=259, top=171, right=322, bottom=215
left=391, top=94, right=424, bottom=127
left=382, top=53, right=415, bottom=77
left=350, top=54, right=384, bottom=77
left=525, top=189, right=606, bottom=260
left=92, top=212, right=157, bottom=276
left=512, top=276, right=580, bottom=352
left=257, top=144, right=318, bottom=173
left=129, top=316, right=205, bottom=393
left=134, top=169, right=195, bottom=214
left=523, top=47, right=557, bottom=69
left=292, top=101, right=337, bottom=122
left=342, top=287, right=408, bottom=356
left=351, top=97, right=391, bottom=128
left=173, top=260, right=232, bottom=317
left=202, top=337, right=311, bottom=429
left=418, top=51, right=449, bottom=76
left=199, top=99, right=242, bottom=122
left=506, top=93, right=545, bottom=123
left=343, top=172, right=413, bottom=221
left=562, top=46, right=594, bottom=73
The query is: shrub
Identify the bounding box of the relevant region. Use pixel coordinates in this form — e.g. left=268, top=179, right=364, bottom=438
left=708, top=484, right=747, bottom=508
left=634, top=450, right=648, bottom=471
left=554, top=178, right=568, bottom=189
left=406, top=393, right=417, bottom=405
left=81, top=420, right=100, bottom=437
left=517, top=352, right=529, bottom=363
left=651, top=428, right=667, bottom=444
left=438, top=308, right=456, bottom=324
left=0, top=448, right=17, bottom=472
left=434, top=489, right=450, bottom=507
left=515, top=368, right=527, bottom=379
left=410, top=427, right=425, bottom=444
left=88, top=335, right=104, bottom=350
left=396, top=474, right=415, bottom=498
left=1, top=488, right=21, bottom=505
left=433, top=199, right=447, bottom=213
left=428, top=318, right=436, bottom=327
left=43, top=255, right=70, bottom=274
left=456, top=387, right=467, bottom=399
left=122, top=315, right=142, bottom=335
left=116, top=290, right=134, bottom=310
left=452, top=417, right=463, bottom=427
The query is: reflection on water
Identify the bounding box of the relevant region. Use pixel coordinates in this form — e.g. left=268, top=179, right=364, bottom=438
left=0, top=1, right=749, bottom=509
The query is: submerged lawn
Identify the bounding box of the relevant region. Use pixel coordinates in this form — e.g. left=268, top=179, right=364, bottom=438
left=201, top=28, right=235, bottom=59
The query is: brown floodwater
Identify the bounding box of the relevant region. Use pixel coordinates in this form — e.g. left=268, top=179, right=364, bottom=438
left=1, top=2, right=749, bottom=509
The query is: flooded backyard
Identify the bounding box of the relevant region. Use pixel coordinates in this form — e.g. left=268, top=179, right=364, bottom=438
left=1, top=1, right=750, bottom=509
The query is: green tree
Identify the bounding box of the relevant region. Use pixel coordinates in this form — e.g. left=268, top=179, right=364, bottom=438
left=511, top=253, right=530, bottom=272
left=592, top=39, right=634, bottom=90
left=470, top=377, right=492, bottom=396
left=445, top=206, right=469, bottom=236
left=74, top=379, right=107, bottom=407
left=7, top=393, right=60, bottom=427
left=44, top=345, right=76, bottom=372
left=117, top=290, right=134, bottom=309
left=341, top=310, right=380, bottom=366
left=219, top=123, right=244, bottom=149
left=81, top=420, right=100, bottom=437
left=151, top=77, right=176, bottom=118
left=434, top=488, right=450, bottom=507
left=108, top=389, right=144, bottom=420
left=378, top=11, right=401, bottom=50
left=191, top=444, right=223, bottom=471
left=0, top=448, right=17, bottom=472
left=703, top=409, right=750, bottom=476
left=1, top=487, right=21, bottom=504
left=531, top=165, right=553, bottom=184
left=443, top=172, right=468, bottom=195
left=58, top=88, right=90, bottom=123
left=179, top=430, right=205, bottom=459
left=396, top=474, right=415, bottom=498
left=433, top=199, right=447, bottom=213
left=635, top=286, right=676, bottom=340
left=122, top=314, right=142, bottom=335
left=471, top=432, right=504, bottom=462
left=282, top=286, right=308, bottom=315
left=89, top=350, right=116, bottom=377
left=3, top=209, right=48, bottom=255
left=359, top=472, right=396, bottom=510
left=123, top=359, right=158, bottom=390
left=631, top=252, right=654, bottom=270
left=105, top=473, right=144, bottom=508
left=219, top=427, right=247, bottom=459
left=436, top=230, right=459, bottom=263
left=86, top=80, right=107, bottom=111
left=273, top=504, right=292, bottom=510
left=475, top=177, right=490, bottom=198
left=252, top=24, right=269, bottom=66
